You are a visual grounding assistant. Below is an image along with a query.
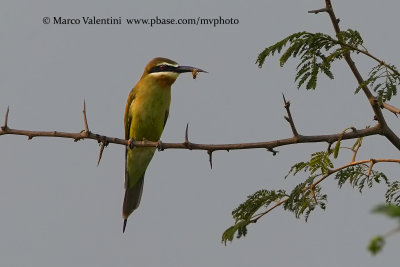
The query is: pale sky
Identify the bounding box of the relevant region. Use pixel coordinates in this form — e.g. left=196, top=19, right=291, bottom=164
left=1, top=1, right=399, bottom=266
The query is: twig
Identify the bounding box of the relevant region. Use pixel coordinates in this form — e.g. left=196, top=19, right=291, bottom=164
left=382, top=225, right=400, bottom=239
left=382, top=102, right=400, bottom=117
left=367, top=159, right=376, bottom=177
left=308, top=8, right=329, bottom=14
left=351, top=138, right=362, bottom=163
left=283, top=94, right=299, bottom=137
left=310, top=185, right=318, bottom=203
left=251, top=197, right=288, bottom=223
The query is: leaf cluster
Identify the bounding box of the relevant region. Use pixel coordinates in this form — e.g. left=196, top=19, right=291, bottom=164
left=222, top=150, right=332, bottom=244
left=335, top=165, right=388, bottom=193
left=256, top=29, right=399, bottom=102
left=223, top=135, right=398, bottom=245
left=222, top=189, right=287, bottom=244
left=257, top=29, right=365, bottom=90
left=386, top=181, right=400, bottom=205
left=287, top=150, right=333, bottom=176
left=283, top=179, right=327, bottom=221
left=356, top=63, right=400, bottom=104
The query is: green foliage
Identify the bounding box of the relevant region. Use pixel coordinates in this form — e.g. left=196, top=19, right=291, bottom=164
left=286, top=150, right=333, bottom=177
left=336, top=29, right=364, bottom=48
left=224, top=24, right=400, bottom=247
left=386, top=181, right=400, bottom=205
left=222, top=220, right=249, bottom=245
left=368, top=204, right=400, bottom=255
left=283, top=181, right=327, bottom=221
left=335, top=165, right=388, bottom=193
left=356, top=64, right=400, bottom=104
left=257, top=29, right=365, bottom=90
left=368, top=236, right=385, bottom=255
left=223, top=151, right=333, bottom=244
left=257, top=31, right=336, bottom=89
left=372, top=203, right=400, bottom=218
left=256, top=29, right=399, bottom=103
left=333, top=139, right=341, bottom=159
left=333, top=127, right=358, bottom=159
left=286, top=161, right=309, bottom=177
left=222, top=189, right=287, bottom=244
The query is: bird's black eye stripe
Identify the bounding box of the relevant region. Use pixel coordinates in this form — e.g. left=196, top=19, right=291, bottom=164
left=149, top=65, right=176, bottom=74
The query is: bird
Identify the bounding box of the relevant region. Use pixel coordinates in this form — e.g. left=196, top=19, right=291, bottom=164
left=123, top=57, right=206, bottom=232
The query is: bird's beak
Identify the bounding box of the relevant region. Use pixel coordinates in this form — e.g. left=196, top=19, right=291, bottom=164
left=176, top=65, right=208, bottom=74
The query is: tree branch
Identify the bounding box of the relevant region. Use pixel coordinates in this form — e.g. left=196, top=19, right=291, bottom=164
left=308, top=8, right=329, bottom=14
left=283, top=94, right=299, bottom=137
left=310, top=0, right=400, bottom=150
left=0, top=104, right=384, bottom=154
left=382, top=102, right=400, bottom=116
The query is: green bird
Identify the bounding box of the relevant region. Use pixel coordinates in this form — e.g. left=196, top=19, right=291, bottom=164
left=123, top=57, right=206, bottom=232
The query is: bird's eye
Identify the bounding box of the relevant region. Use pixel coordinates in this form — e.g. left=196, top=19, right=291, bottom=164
left=159, top=65, right=166, bottom=70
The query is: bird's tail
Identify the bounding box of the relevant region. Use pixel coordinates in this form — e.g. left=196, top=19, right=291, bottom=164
left=122, top=176, right=144, bottom=233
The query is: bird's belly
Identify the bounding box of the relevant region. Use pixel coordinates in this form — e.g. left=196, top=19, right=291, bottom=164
left=126, top=147, right=156, bottom=183
left=130, top=100, right=168, bottom=142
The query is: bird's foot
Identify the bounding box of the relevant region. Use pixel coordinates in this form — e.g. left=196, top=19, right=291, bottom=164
left=157, top=140, right=164, bottom=151
left=128, top=138, right=135, bottom=149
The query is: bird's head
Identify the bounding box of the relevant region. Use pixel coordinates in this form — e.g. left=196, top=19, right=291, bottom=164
left=141, top=57, right=207, bottom=86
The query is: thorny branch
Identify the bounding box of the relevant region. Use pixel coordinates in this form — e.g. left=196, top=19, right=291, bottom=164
left=0, top=1, right=399, bottom=172
left=1, top=3, right=400, bottom=161
left=0, top=97, right=387, bottom=165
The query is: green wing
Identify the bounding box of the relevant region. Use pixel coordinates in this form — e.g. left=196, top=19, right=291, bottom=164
left=124, top=89, right=136, bottom=140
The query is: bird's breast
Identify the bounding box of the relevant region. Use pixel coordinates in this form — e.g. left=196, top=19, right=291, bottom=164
left=129, top=85, right=171, bottom=142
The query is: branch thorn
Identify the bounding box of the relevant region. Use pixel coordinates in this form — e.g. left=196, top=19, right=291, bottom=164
left=184, top=123, right=192, bottom=149
left=83, top=99, right=89, bottom=133
left=207, top=150, right=213, bottom=169
left=185, top=123, right=189, bottom=143
left=284, top=116, right=290, bottom=122
left=268, top=148, right=278, bottom=156
left=2, top=106, right=9, bottom=130
left=97, top=140, right=109, bottom=166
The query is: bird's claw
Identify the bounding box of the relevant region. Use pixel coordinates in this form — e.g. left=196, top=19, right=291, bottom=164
left=157, top=140, right=164, bottom=151
left=128, top=138, right=135, bottom=149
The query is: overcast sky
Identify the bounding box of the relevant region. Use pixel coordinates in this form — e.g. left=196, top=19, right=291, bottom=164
left=1, top=1, right=399, bottom=266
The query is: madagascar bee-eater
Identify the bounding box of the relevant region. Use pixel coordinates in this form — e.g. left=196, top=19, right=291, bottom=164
left=123, top=57, right=206, bottom=232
